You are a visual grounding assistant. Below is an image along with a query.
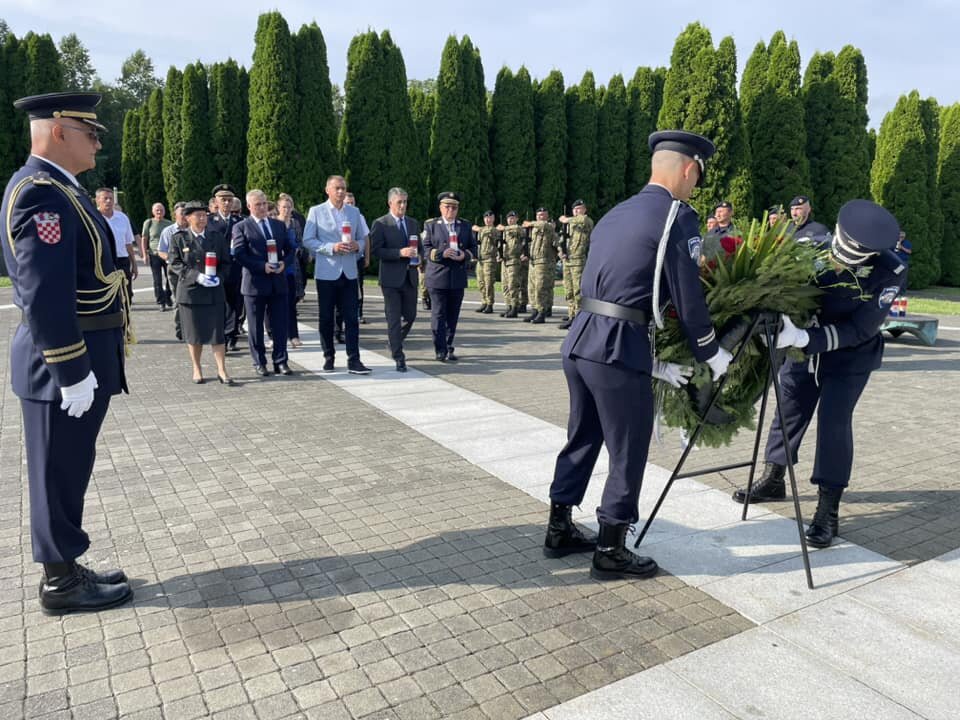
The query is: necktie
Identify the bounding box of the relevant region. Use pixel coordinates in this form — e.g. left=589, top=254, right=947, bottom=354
left=260, top=219, right=272, bottom=239
left=398, top=217, right=406, bottom=236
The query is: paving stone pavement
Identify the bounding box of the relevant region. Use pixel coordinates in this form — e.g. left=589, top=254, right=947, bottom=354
left=0, top=282, right=752, bottom=719
left=351, top=285, right=960, bottom=566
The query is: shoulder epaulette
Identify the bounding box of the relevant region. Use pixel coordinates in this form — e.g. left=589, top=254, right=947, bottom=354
left=30, top=172, right=52, bottom=186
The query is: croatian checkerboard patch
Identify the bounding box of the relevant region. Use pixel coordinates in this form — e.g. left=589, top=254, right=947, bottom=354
left=688, top=236, right=702, bottom=263
left=33, top=212, right=61, bottom=244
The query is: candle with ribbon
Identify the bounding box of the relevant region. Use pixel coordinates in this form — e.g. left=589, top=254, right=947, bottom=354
left=449, top=230, right=459, bottom=254
left=266, top=238, right=278, bottom=266
left=204, top=251, right=217, bottom=277
left=409, top=234, right=420, bottom=266
left=341, top=220, right=352, bottom=246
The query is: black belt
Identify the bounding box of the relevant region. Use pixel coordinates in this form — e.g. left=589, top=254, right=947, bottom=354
left=21, top=311, right=124, bottom=332
left=581, top=297, right=650, bottom=325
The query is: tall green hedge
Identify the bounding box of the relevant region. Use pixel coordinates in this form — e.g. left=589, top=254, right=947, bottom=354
left=626, top=67, right=664, bottom=195
left=490, top=66, right=535, bottom=218
left=565, top=71, right=598, bottom=210
left=161, top=66, right=183, bottom=209
left=534, top=70, right=567, bottom=215
left=178, top=62, right=214, bottom=202
left=292, top=23, right=336, bottom=207
left=141, top=88, right=165, bottom=211
left=939, top=104, right=960, bottom=285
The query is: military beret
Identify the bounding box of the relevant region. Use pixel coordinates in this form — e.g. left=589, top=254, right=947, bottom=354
left=183, top=200, right=208, bottom=216
left=212, top=184, right=236, bottom=198
left=437, top=191, right=460, bottom=206
left=572, top=199, right=585, bottom=209
left=14, top=91, right=107, bottom=132
left=832, top=199, right=899, bottom=265
left=483, top=210, right=495, bottom=217
left=789, top=195, right=810, bottom=207
left=714, top=200, right=732, bottom=211
left=506, top=210, right=518, bottom=218
left=767, top=205, right=782, bottom=214
left=649, top=130, right=716, bottom=187
left=536, top=206, right=548, bottom=213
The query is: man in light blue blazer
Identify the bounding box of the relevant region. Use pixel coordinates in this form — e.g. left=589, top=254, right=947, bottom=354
left=302, top=175, right=371, bottom=374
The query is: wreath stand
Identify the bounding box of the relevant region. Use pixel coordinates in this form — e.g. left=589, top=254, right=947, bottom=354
left=633, top=313, right=815, bottom=589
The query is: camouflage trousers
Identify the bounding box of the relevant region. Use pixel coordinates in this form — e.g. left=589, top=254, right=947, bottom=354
left=501, top=262, right=522, bottom=307
left=529, top=262, right=555, bottom=313
left=519, top=261, right=529, bottom=307
left=563, top=262, right=585, bottom=317
left=476, top=261, right=497, bottom=306
left=418, top=267, right=428, bottom=302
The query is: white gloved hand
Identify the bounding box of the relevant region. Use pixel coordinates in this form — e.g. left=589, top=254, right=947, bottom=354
left=59, top=371, right=98, bottom=419
left=706, top=347, right=733, bottom=380
left=652, top=360, right=694, bottom=388
left=196, top=274, right=219, bottom=288
left=776, top=314, right=809, bottom=349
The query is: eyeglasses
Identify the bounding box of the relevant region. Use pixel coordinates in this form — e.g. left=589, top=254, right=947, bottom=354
left=58, top=125, right=103, bottom=143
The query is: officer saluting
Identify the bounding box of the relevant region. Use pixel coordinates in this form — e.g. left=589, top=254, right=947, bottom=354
left=733, top=200, right=907, bottom=548
left=545, top=130, right=732, bottom=580
left=1, top=92, right=133, bottom=614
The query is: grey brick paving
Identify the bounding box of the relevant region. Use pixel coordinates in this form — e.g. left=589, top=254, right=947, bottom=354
left=0, top=282, right=751, bottom=718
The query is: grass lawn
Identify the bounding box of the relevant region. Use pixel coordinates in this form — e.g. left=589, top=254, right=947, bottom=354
left=0, top=276, right=11, bottom=288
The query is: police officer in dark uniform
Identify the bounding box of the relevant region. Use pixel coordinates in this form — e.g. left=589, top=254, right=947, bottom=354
left=787, top=195, right=830, bottom=241
left=545, top=130, right=733, bottom=580
left=423, top=192, right=477, bottom=361
left=733, top=199, right=907, bottom=548
left=1, top=92, right=133, bottom=614
left=208, top=184, right=244, bottom=350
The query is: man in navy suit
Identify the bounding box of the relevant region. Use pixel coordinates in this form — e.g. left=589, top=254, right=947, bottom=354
left=232, top=189, right=296, bottom=376
left=423, top=192, right=476, bottom=362
left=370, top=187, right=422, bottom=372
left=1, top=91, right=133, bottom=614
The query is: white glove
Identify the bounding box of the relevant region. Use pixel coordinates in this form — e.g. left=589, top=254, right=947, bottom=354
left=776, top=314, right=809, bottom=349
left=196, top=274, right=220, bottom=288
left=706, top=347, right=733, bottom=380
left=59, top=371, right=98, bottom=419
left=652, top=360, right=693, bottom=388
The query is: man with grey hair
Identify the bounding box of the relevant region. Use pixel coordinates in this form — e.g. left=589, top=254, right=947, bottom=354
left=370, top=187, right=422, bottom=372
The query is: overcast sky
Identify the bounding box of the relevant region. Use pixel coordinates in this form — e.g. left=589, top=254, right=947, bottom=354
left=1, top=0, right=956, bottom=128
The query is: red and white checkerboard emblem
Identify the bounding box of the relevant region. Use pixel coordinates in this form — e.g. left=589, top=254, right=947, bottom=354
left=33, top=212, right=62, bottom=244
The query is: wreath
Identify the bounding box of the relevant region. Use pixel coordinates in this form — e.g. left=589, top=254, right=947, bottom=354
left=654, top=217, right=831, bottom=447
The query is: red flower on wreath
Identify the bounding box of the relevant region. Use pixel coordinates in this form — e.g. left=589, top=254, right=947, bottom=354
left=720, top=235, right=743, bottom=256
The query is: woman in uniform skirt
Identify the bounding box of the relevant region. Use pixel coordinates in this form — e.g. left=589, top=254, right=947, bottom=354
left=168, top=201, right=235, bottom=385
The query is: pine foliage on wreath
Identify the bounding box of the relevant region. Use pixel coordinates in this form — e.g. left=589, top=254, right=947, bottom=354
left=655, top=216, right=830, bottom=446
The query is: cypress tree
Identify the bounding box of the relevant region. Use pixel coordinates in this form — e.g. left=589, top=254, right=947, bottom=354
left=247, top=11, right=297, bottom=198
left=0, top=32, right=20, bottom=182
left=833, top=47, right=872, bottom=201
left=939, top=104, right=960, bottom=286
left=658, top=22, right=712, bottom=128
left=871, top=91, right=938, bottom=288
left=565, top=71, right=599, bottom=210
left=161, top=66, right=183, bottom=208
left=490, top=66, right=536, bottom=218
left=238, top=66, right=250, bottom=193
left=293, top=22, right=337, bottom=207
left=209, top=59, right=246, bottom=192
left=740, top=41, right=770, bottom=218
left=408, top=84, right=434, bottom=221
left=380, top=33, right=422, bottom=214
left=626, top=66, right=664, bottom=195
left=803, top=52, right=837, bottom=214
left=179, top=62, right=215, bottom=202
left=534, top=69, right=566, bottom=215
left=920, top=96, right=944, bottom=280
left=596, top=74, right=628, bottom=214
left=120, top=108, right=144, bottom=221
left=141, top=88, right=165, bottom=212
left=23, top=32, right=63, bottom=96
left=711, top=37, right=753, bottom=220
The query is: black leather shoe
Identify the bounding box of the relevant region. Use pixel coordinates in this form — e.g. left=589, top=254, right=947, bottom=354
left=274, top=363, right=293, bottom=376
left=39, top=562, right=127, bottom=594
left=348, top=360, right=372, bottom=375
left=543, top=503, right=596, bottom=558
left=435, top=353, right=447, bottom=362
left=254, top=365, right=271, bottom=377
left=395, top=358, right=407, bottom=372
left=227, top=338, right=238, bottom=351
left=445, top=349, right=458, bottom=362
left=733, top=462, right=786, bottom=504
left=218, top=375, right=237, bottom=386
left=591, top=523, right=658, bottom=580
left=39, top=572, right=133, bottom=616
left=322, top=357, right=335, bottom=373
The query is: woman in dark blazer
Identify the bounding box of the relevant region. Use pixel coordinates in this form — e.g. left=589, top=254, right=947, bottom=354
left=168, top=201, right=235, bottom=385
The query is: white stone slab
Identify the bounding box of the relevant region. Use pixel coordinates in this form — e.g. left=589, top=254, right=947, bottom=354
left=768, top=595, right=960, bottom=720
left=668, top=627, right=923, bottom=720
left=912, top=545, right=960, bottom=590
left=540, top=665, right=736, bottom=720
left=480, top=452, right=557, bottom=492
left=705, top=541, right=902, bottom=624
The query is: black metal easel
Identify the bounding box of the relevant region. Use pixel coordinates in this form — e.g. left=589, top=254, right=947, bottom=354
left=633, top=313, right=815, bottom=589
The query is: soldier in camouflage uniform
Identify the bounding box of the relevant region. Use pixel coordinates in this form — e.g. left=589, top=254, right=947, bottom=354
left=497, top=211, right=524, bottom=318
left=557, top=199, right=594, bottom=330
left=472, top=211, right=499, bottom=313
left=522, top=207, right=561, bottom=324
left=518, top=225, right=530, bottom=313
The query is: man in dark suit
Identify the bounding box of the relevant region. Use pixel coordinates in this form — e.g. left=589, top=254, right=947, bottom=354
left=208, top=184, right=244, bottom=350
left=1, top=91, right=133, bottom=614
left=370, top=187, right=422, bottom=372
left=232, top=189, right=296, bottom=377
left=423, top=192, right=477, bottom=362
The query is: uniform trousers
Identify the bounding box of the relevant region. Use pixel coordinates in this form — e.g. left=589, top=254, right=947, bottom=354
left=427, top=288, right=464, bottom=356
left=21, top=393, right=112, bottom=562
left=550, top=356, right=654, bottom=525
left=764, top=359, right=871, bottom=489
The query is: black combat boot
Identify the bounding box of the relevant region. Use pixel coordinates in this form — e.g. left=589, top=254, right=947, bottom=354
left=806, top=485, right=843, bottom=548
left=531, top=312, right=545, bottom=324
left=475, top=304, right=487, bottom=313
left=732, top=462, right=786, bottom=504
left=591, top=523, right=659, bottom=580
left=523, top=310, right=540, bottom=323
left=504, top=306, right=518, bottom=318
left=39, top=563, right=133, bottom=616
left=558, top=317, right=573, bottom=330
left=518, top=304, right=528, bottom=314
left=482, top=305, right=493, bottom=314
left=543, top=503, right=596, bottom=558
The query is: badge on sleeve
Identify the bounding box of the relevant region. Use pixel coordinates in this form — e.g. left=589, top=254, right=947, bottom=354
left=878, top=286, right=899, bottom=307
left=33, top=212, right=61, bottom=244
left=688, top=236, right=702, bottom=263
